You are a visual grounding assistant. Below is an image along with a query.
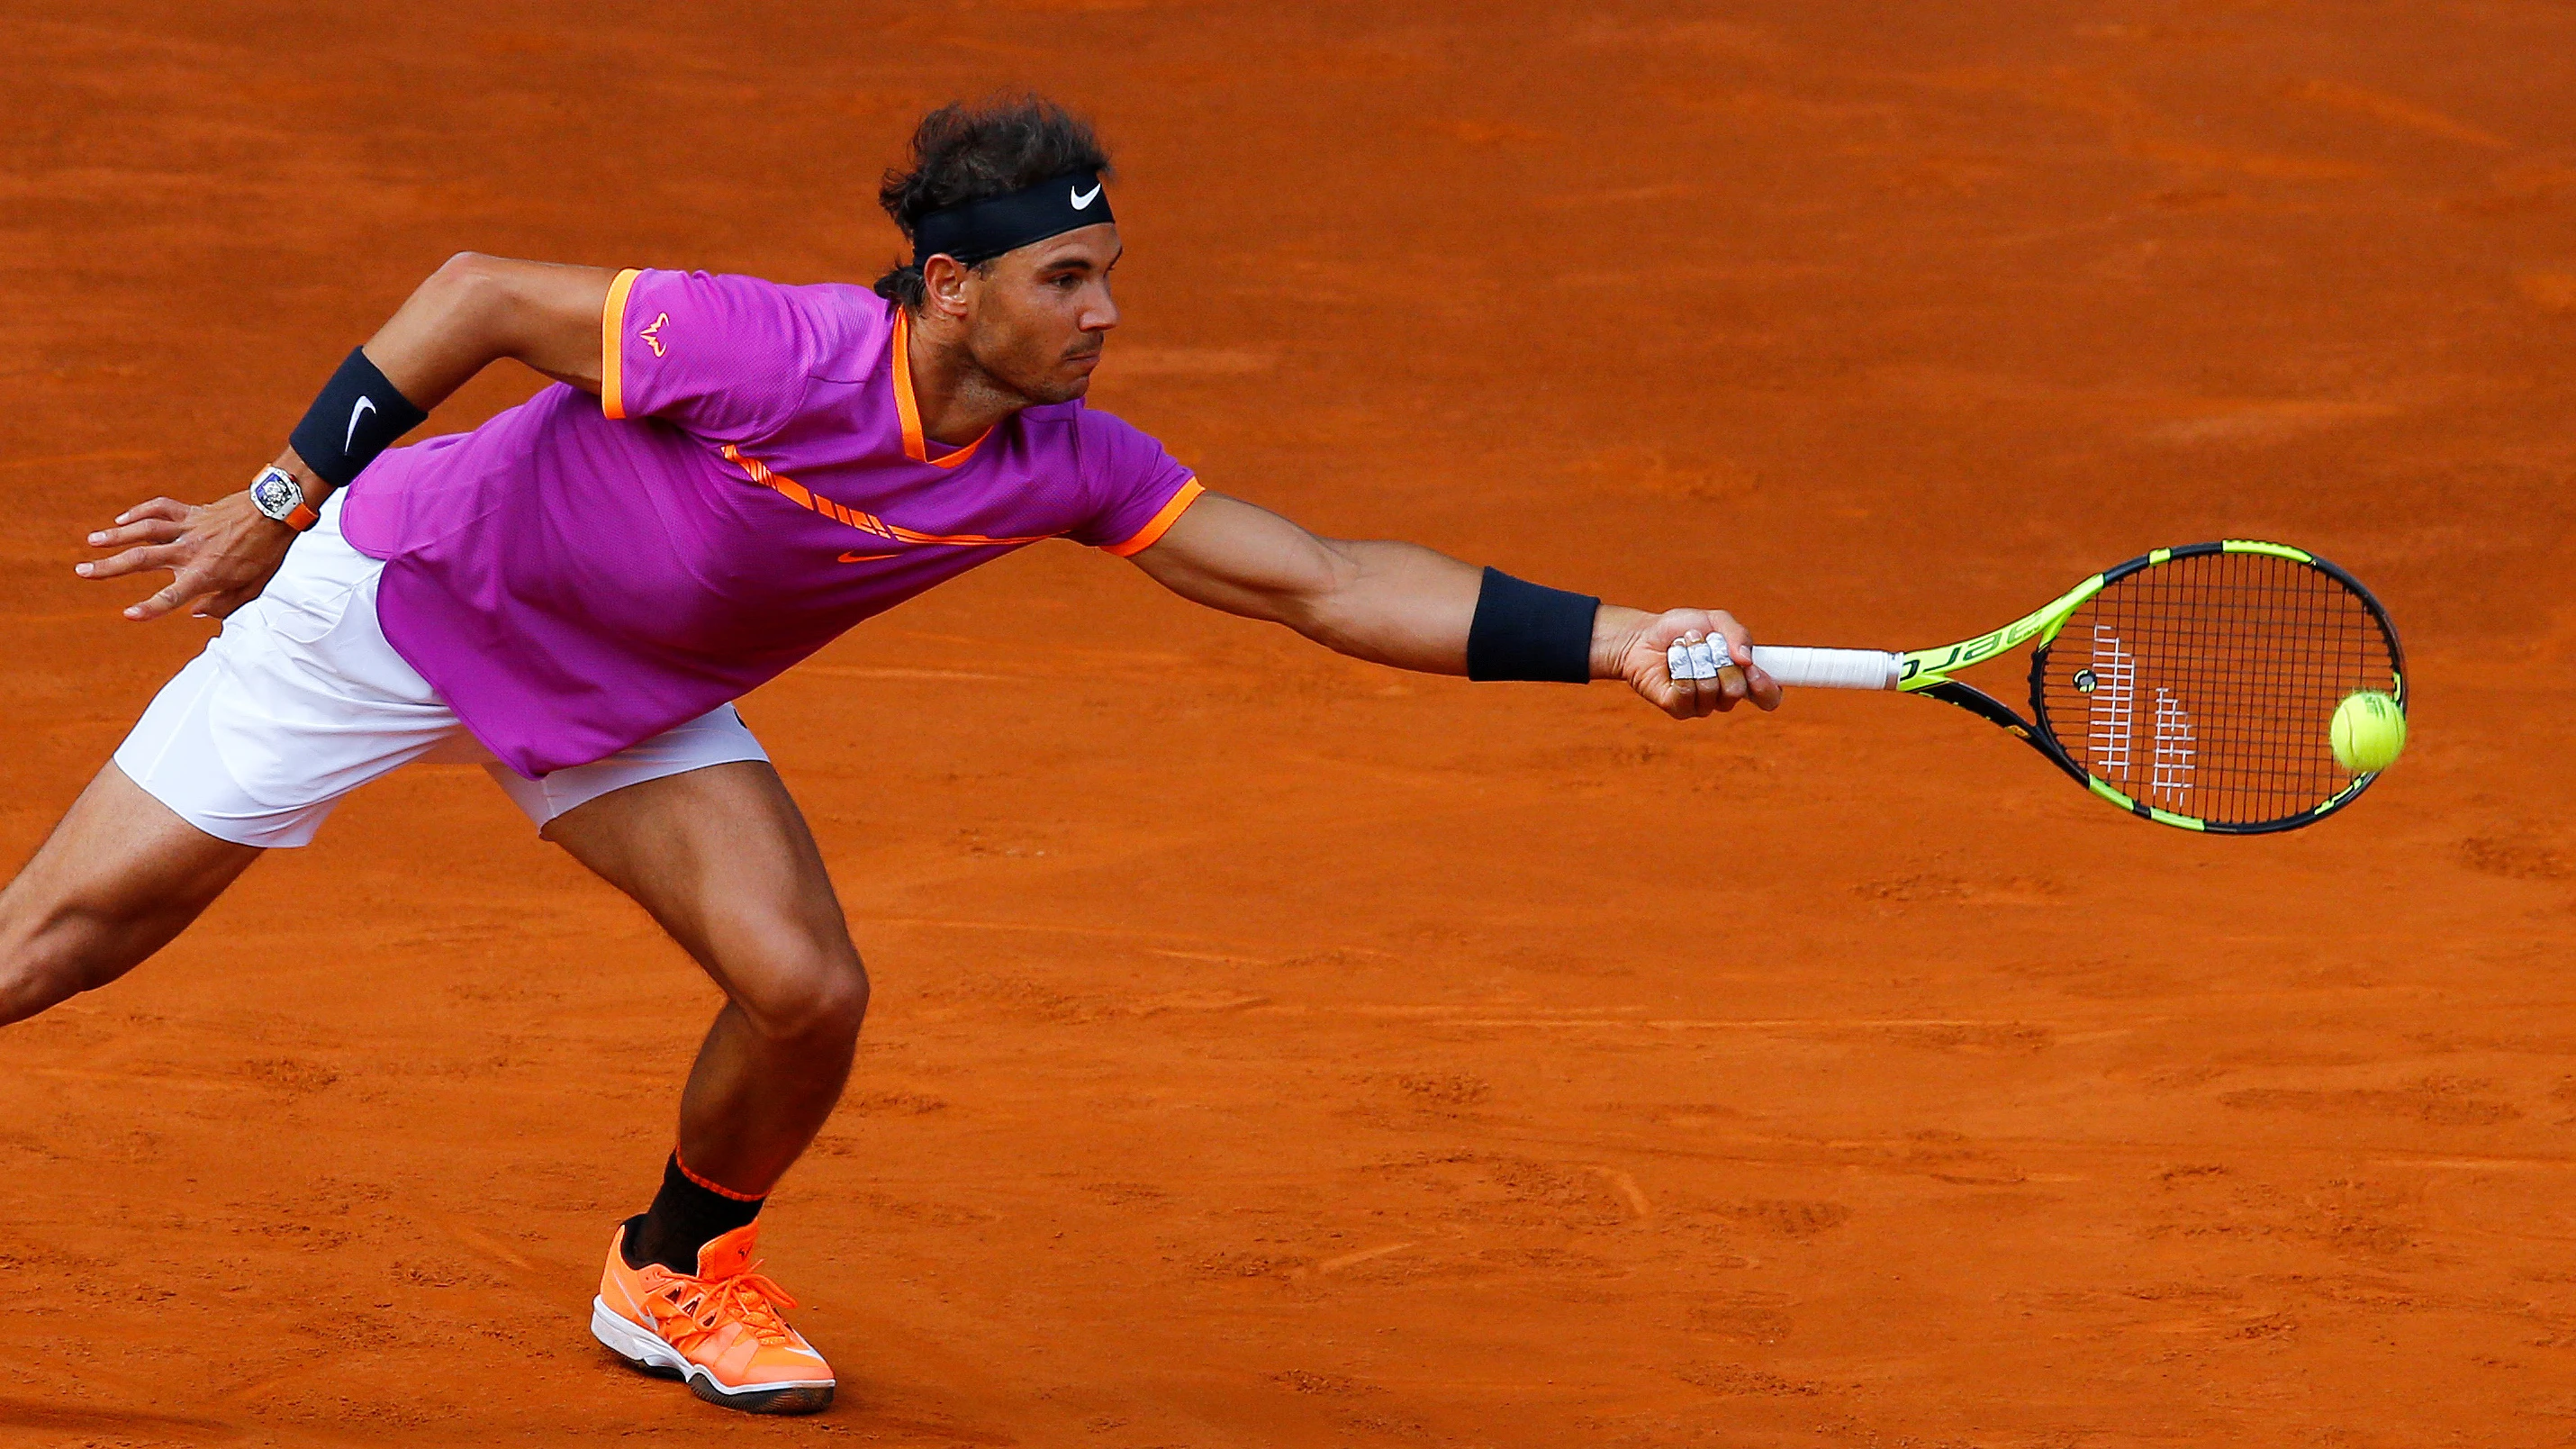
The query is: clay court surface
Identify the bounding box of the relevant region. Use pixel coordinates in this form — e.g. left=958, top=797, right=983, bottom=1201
left=5, top=1, right=2575, bottom=1444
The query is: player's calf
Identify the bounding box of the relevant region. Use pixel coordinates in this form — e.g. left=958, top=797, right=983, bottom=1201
left=673, top=947, right=870, bottom=1193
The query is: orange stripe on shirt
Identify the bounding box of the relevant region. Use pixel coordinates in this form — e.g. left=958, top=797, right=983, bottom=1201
left=599, top=268, right=641, bottom=421
left=719, top=444, right=1053, bottom=548
left=1103, top=479, right=1205, bottom=557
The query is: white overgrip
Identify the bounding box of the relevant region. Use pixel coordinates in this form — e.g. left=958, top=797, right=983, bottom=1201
left=1746, top=646, right=1903, bottom=690
left=1666, top=639, right=1901, bottom=690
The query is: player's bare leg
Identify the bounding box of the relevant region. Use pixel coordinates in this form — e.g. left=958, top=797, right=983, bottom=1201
left=0, top=764, right=262, bottom=1024
left=546, top=758, right=858, bottom=1414
left=546, top=758, right=869, bottom=1195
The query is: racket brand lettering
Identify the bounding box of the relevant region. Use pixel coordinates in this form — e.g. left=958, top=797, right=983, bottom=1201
left=1903, top=613, right=2058, bottom=685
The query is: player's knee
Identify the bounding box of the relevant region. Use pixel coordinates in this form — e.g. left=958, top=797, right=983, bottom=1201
left=736, top=942, right=869, bottom=1047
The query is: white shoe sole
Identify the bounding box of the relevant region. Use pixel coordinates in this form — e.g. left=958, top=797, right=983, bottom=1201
left=591, top=1296, right=836, bottom=1415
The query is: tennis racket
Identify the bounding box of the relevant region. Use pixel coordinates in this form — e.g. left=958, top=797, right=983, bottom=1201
left=1670, top=540, right=2406, bottom=833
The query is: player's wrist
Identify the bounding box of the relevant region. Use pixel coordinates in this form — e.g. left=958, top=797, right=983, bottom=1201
left=244, top=449, right=340, bottom=537
left=247, top=461, right=321, bottom=533
left=273, top=449, right=334, bottom=509
left=1587, top=605, right=1651, bottom=680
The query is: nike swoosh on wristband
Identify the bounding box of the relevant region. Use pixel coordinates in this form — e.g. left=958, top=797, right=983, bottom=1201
left=1070, top=183, right=1101, bottom=209
left=345, top=395, right=377, bottom=451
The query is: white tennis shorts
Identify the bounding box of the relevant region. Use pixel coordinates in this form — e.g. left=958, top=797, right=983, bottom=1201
left=113, top=494, right=768, bottom=849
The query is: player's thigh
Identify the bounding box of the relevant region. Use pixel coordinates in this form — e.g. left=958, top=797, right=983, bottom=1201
left=0, top=762, right=263, bottom=982
left=543, top=761, right=863, bottom=1023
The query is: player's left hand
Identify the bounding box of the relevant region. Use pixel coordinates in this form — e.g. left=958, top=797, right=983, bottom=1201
left=1604, top=607, right=1783, bottom=719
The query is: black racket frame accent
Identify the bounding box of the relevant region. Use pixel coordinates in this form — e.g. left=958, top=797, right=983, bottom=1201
left=1924, top=541, right=2406, bottom=835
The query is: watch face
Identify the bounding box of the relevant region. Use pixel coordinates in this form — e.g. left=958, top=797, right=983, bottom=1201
left=249, top=468, right=303, bottom=521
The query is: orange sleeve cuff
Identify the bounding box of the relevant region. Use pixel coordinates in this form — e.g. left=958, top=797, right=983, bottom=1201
left=600, top=268, right=641, bottom=421
left=1102, top=479, right=1204, bottom=557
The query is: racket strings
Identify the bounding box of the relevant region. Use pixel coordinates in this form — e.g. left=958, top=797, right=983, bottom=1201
left=2036, top=552, right=2396, bottom=827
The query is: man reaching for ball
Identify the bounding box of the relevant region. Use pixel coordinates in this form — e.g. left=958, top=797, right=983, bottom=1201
left=0, top=97, right=1779, bottom=1415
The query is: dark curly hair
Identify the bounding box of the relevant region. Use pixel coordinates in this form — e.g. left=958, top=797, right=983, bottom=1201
left=873, top=95, right=1114, bottom=309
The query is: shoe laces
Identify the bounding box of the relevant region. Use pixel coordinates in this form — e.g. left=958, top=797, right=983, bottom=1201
left=646, top=1258, right=801, bottom=1348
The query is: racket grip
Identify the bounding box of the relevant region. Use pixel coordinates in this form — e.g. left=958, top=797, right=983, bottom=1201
left=1744, top=646, right=1903, bottom=690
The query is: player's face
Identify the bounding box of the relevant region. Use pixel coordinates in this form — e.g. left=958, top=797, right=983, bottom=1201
left=964, top=224, right=1121, bottom=405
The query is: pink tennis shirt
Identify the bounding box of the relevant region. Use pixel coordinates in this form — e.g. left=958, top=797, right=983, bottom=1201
left=339, top=268, right=1202, bottom=777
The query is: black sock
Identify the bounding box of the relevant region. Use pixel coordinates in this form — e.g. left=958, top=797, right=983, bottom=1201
left=622, top=1152, right=764, bottom=1274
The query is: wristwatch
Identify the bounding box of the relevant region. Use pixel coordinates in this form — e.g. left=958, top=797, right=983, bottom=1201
left=249, top=464, right=320, bottom=532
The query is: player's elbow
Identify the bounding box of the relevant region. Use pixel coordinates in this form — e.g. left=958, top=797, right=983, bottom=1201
left=427, top=249, right=503, bottom=300
left=414, top=252, right=517, bottom=339
left=418, top=251, right=574, bottom=373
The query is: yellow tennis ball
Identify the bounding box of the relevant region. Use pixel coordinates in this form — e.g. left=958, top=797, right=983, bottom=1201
left=2331, top=691, right=2406, bottom=773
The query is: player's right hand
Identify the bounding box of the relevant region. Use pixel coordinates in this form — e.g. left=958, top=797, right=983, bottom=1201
left=1607, top=606, right=1785, bottom=720
left=78, top=491, right=298, bottom=621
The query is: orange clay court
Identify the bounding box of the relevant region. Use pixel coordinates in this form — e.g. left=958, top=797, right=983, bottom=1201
left=4, top=2, right=2573, bottom=1444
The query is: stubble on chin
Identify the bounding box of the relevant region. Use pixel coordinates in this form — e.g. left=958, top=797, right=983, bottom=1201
left=973, top=340, right=1096, bottom=408
left=1021, top=358, right=1097, bottom=405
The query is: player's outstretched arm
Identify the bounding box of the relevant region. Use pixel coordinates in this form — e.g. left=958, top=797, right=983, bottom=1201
left=80, top=254, right=613, bottom=621
left=1126, top=491, right=1780, bottom=718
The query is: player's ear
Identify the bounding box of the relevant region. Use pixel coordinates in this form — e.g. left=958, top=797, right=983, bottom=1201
left=922, top=254, right=974, bottom=321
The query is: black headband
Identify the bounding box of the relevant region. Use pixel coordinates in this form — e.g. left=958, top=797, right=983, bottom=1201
left=911, top=170, right=1114, bottom=267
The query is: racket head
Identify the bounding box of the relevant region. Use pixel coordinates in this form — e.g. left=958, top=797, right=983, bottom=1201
left=2025, top=541, right=2404, bottom=834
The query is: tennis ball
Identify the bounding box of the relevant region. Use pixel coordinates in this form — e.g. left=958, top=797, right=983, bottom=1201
left=2330, top=691, right=2406, bottom=774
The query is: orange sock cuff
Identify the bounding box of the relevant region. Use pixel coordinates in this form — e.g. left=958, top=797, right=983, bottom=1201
left=673, top=1148, right=764, bottom=1203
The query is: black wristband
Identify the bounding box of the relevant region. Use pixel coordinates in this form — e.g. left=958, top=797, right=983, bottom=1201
left=1466, top=567, right=1599, bottom=683
left=286, top=348, right=429, bottom=489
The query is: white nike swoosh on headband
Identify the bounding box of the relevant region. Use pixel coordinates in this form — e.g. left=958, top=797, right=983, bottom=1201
left=346, top=395, right=377, bottom=451
left=1071, top=184, right=1102, bottom=209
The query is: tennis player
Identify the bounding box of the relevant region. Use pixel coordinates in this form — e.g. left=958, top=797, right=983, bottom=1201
left=0, top=97, right=1778, bottom=1415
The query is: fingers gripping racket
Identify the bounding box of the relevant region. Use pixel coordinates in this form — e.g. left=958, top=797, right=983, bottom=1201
left=1670, top=540, right=2406, bottom=833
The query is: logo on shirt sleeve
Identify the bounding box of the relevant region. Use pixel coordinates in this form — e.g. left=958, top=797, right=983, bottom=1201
left=639, top=312, right=670, bottom=358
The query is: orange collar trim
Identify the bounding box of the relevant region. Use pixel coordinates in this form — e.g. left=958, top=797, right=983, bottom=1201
left=891, top=308, right=994, bottom=470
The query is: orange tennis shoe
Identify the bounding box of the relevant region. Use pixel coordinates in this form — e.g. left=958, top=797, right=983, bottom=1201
left=592, top=1221, right=835, bottom=1415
